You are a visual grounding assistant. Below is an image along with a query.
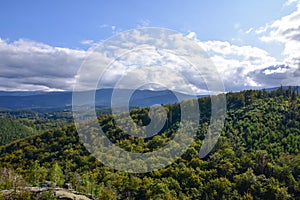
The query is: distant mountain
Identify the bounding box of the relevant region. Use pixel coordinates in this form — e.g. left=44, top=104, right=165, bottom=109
left=0, top=91, right=48, bottom=96
left=263, top=85, right=300, bottom=92
left=0, top=88, right=199, bottom=112
left=2, top=86, right=299, bottom=112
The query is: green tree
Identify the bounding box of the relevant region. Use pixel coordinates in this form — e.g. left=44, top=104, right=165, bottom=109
left=28, top=160, right=47, bottom=186
left=204, top=177, right=233, bottom=200
left=49, top=163, right=64, bottom=187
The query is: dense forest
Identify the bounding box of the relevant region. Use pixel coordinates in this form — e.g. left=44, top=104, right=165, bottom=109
left=0, top=87, right=300, bottom=199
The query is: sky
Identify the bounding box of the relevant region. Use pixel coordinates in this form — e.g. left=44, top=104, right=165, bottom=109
left=0, top=0, right=300, bottom=93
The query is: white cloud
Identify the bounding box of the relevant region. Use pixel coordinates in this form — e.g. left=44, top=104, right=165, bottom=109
left=0, top=38, right=86, bottom=91
left=258, top=1, right=300, bottom=72
left=80, top=39, right=94, bottom=45
left=2, top=13, right=300, bottom=94
left=283, top=0, right=299, bottom=7
left=73, top=30, right=224, bottom=95
left=264, top=65, right=288, bottom=75
left=255, top=25, right=270, bottom=34
left=186, top=32, right=197, bottom=40
left=245, top=28, right=253, bottom=34
left=199, top=40, right=278, bottom=74
left=186, top=31, right=295, bottom=90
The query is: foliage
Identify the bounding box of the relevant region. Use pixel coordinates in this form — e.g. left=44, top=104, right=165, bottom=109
left=0, top=118, right=34, bottom=145
left=0, top=87, right=299, bottom=199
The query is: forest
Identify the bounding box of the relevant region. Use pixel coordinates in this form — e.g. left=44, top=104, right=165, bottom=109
left=0, top=87, right=299, bottom=199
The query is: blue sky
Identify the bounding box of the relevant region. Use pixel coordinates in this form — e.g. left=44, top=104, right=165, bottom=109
left=0, top=0, right=294, bottom=48
left=0, top=0, right=300, bottom=92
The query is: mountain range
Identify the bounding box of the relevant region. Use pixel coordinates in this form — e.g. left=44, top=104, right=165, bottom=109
left=1, top=86, right=298, bottom=112
left=0, top=88, right=200, bottom=112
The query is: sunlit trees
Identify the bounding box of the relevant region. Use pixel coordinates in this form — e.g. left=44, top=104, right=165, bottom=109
left=0, top=87, right=299, bottom=199
left=28, top=160, right=47, bottom=186
left=49, top=163, right=64, bottom=187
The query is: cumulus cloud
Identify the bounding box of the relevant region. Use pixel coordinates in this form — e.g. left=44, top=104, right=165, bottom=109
left=251, top=1, right=300, bottom=86
left=186, top=29, right=300, bottom=91
left=263, top=65, right=289, bottom=75
left=74, top=29, right=216, bottom=95
left=75, top=29, right=294, bottom=94
left=192, top=37, right=283, bottom=90
left=0, top=38, right=86, bottom=91
left=177, top=1, right=300, bottom=91
left=249, top=64, right=296, bottom=87
left=258, top=2, right=300, bottom=67
left=2, top=11, right=300, bottom=93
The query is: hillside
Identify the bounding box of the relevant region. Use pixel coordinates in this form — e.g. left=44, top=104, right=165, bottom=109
left=0, top=118, right=35, bottom=146
left=0, top=87, right=300, bottom=199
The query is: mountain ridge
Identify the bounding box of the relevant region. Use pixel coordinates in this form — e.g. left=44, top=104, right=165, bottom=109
left=0, top=86, right=298, bottom=112
left=0, top=88, right=200, bottom=112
